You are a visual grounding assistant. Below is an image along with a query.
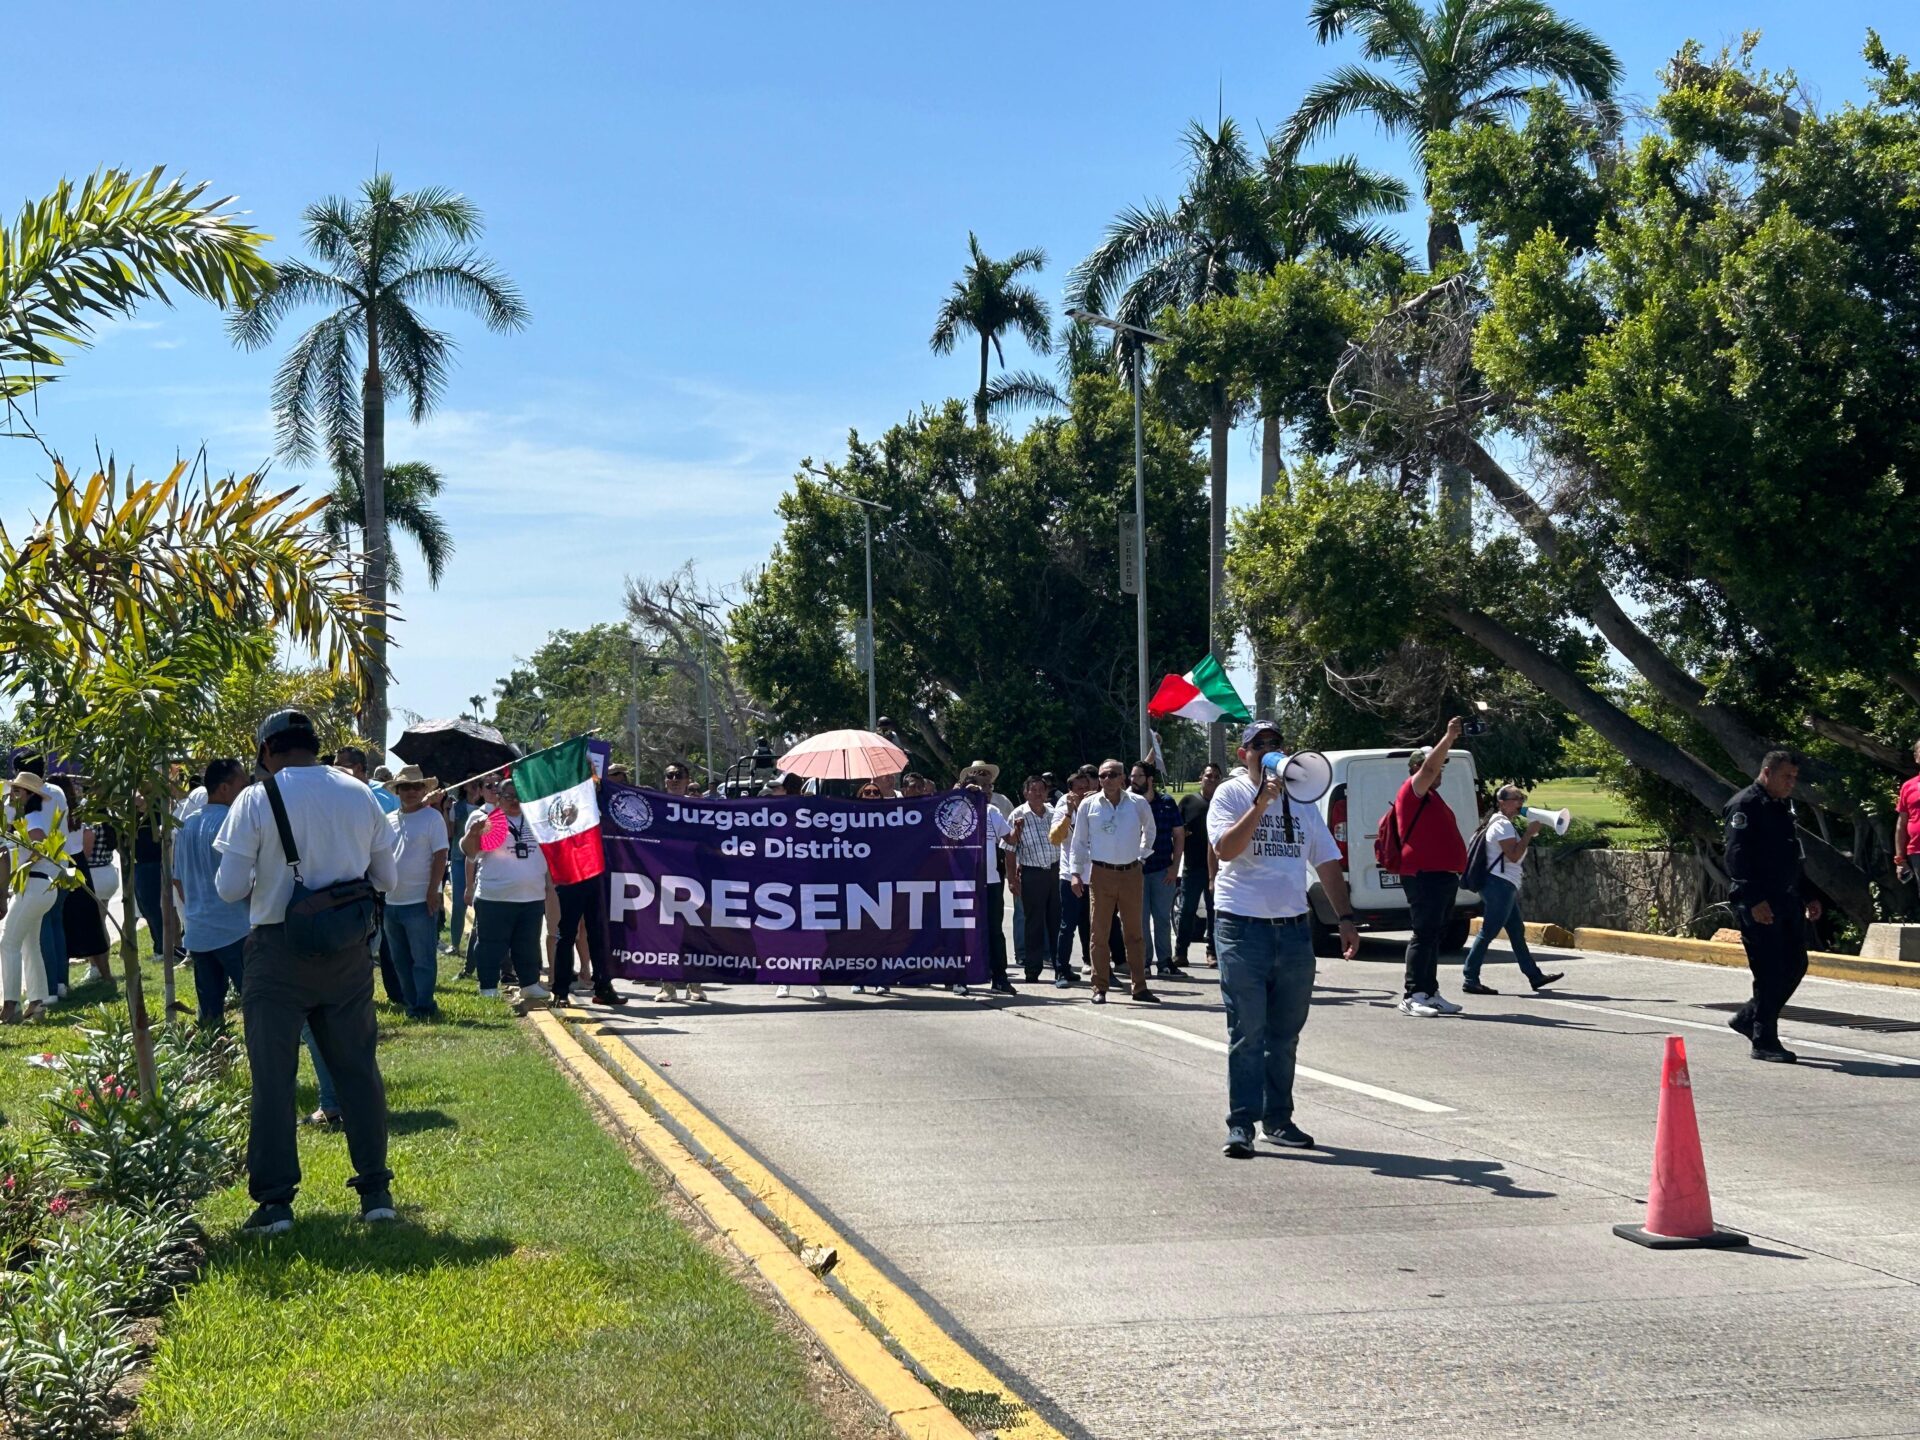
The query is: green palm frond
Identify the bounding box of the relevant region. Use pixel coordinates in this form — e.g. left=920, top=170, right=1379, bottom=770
left=1, top=167, right=275, bottom=400
left=326, top=447, right=453, bottom=590
left=984, top=370, right=1067, bottom=417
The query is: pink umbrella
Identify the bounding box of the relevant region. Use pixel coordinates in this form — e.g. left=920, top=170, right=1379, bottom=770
left=777, top=729, right=909, bottom=781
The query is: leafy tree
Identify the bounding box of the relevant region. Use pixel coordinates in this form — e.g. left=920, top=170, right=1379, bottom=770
left=732, top=382, right=1209, bottom=777
left=229, top=174, right=529, bottom=754
left=323, top=448, right=452, bottom=592
left=1, top=168, right=272, bottom=408
left=929, top=232, right=1053, bottom=426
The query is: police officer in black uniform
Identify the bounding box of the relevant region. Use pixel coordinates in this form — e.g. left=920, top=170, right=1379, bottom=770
left=1724, top=749, right=1822, bottom=1064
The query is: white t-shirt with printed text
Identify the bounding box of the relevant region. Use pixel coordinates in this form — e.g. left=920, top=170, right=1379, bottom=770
left=1205, top=774, right=1343, bottom=919
left=466, top=807, right=550, bottom=904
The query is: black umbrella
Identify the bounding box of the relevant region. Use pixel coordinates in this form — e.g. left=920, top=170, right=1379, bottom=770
left=392, top=718, right=520, bottom=787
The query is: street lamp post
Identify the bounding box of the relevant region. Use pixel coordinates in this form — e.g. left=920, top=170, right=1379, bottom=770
left=1068, top=308, right=1166, bottom=762
left=824, top=488, right=893, bottom=733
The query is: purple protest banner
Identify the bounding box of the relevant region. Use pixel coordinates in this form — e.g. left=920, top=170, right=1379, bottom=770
left=599, top=782, right=990, bottom=986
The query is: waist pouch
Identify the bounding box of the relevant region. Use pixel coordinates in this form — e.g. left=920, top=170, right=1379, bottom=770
left=265, top=773, right=376, bottom=955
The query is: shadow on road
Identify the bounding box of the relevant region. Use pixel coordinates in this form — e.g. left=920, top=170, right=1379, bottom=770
left=1282, top=1146, right=1558, bottom=1199
left=1793, top=1056, right=1920, bottom=1080
left=1461, top=1011, right=1654, bottom=1038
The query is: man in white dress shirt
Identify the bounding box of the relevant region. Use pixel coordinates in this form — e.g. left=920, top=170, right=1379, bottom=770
left=1068, top=758, right=1160, bottom=1005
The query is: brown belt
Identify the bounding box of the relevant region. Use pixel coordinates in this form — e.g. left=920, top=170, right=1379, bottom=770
left=1092, top=859, right=1141, bottom=871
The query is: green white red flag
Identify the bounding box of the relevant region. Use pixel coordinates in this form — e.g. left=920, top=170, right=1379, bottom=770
left=1148, top=654, right=1251, bottom=725
left=513, top=736, right=604, bottom=884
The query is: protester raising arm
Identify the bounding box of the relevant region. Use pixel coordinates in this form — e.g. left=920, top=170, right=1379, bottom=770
left=1411, top=715, right=1465, bottom=798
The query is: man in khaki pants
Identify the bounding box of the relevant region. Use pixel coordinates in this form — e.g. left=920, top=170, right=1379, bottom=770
left=1068, top=758, right=1160, bottom=1005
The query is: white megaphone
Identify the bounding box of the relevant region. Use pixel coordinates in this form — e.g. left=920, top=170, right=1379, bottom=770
left=1522, top=805, right=1572, bottom=836
left=1261, top=749, right=1333, bottom=804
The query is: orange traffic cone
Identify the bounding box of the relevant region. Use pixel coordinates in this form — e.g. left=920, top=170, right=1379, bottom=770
left=1614, top=1035, right=1749, bottom=1249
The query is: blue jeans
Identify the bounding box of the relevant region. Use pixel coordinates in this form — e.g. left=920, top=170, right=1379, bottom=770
left=1461, top=875, right=1543, bottom=985
left=1141, top=866, right=1178, bottom=971
left=40, top=902, right=68, bottom=995
left=133, top=859, right=166, bottom=955
left=384, top=902, right=440, bottom=1015
left=191, top=938, right=246, bottom=1027
left=447, top=850, right=468, bottom=950
left=1216, top=913, right=1316, bottom=1135
left=472, top=898, right=546, bottom=990
left=304, top=1024, right=338, bottom=1114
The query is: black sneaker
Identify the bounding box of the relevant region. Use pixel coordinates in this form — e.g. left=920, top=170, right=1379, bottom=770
left=1529, top=972, right=1565, bottom=992
left=359, top=1189, right=398, bottom=1223
left=241, top=1202, right=294, bottom=1236
left=1091, top=990, right=1107, bottom=1005
left=1131, top=989, right=1162, bottom=1004
left=1262, top=1122, right=1315, bottom=1149
left=1223, top=1129, right=1255, bottom=1159
left=990, top=981, right=1018, bottom=995
left=1751, top=1042, right=1798, bottom=1064
left=1461, top=980, right=1499, bottom=995
left=592, top=988, right=630, bottom=1008
left=1728, top=1011, right=1756, bottom=1040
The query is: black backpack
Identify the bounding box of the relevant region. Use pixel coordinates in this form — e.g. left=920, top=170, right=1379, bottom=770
left=1461, top=811, right=1501, bottom=892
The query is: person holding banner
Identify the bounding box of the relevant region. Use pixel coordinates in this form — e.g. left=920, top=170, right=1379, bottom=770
left=959, top=765, right=1018, bottom=996
left=1069, top=760, right=1159, bottom=1005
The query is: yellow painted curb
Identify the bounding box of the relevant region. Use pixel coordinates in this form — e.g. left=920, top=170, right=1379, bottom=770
left=1566, top=927, right=1920, bottom=990
left=1467, top=917, right=1575, bottom=947
left=526, top=1010, right=976, bottom=1440
left=567, top=1016, right=1068, bottom=1440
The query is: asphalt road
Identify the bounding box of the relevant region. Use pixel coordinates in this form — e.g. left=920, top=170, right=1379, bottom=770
left=605, top=935, right=1920, bottom=1439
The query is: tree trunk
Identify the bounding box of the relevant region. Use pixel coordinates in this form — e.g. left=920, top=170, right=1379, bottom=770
left=119, top=839, right=157, bottom=1099
left=360, top=316, right=390, bottom=761
left=1208, top=394, right=1229, bottom=765
left=1439, top=598, right=1877, bottom=928
left=1253, top=409, right=1283, bottom=719
left=976, top=333, right=990, bottom=427
left=1426, top=212, right=1472, bottom=539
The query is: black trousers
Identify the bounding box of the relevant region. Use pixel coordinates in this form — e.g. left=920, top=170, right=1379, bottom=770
left=373, top=894, right=405, bottom=1005
left=983, top=878, right=1009, bottom=987
left=1175, top=863, right=1213, bottom=958
left=552, top=874, right=614, bottom=995
left=1734, top=904, right=1810, bottom=1045
left=1020, top=866, right=1062, bottom=980
left=241, top=923, right=390, bottom=1204
left=1402, top=871, right=1459, bottom=997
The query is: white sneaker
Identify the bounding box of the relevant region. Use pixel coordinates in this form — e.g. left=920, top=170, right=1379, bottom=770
left=478, top=987, right=500, bottom=998
left=656, top=983, right=680, bottom=1002
left=520, top=982, right=553, bottom=1003
left=687, top=982, right=707, bottom=1000
left=807, top=986, right=827, bottom=1000
left=1427, top=992, right=1464, bottom=1015
left=775, top=984, right=792, bottom=999
left=1398, top=993, right=1441, bottom=1017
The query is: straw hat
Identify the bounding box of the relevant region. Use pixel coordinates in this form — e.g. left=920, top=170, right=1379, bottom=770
left=961, top=759, right=1000, bottom=786
left=6, top=772, right=48, bottom=799
left=391, top=764, right=437, bottom=789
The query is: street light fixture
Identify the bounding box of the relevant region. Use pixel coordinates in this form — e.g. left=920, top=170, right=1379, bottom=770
left=821, top=487, right=893, bottom=733
left=1066, top=307, right=1167, bottom=762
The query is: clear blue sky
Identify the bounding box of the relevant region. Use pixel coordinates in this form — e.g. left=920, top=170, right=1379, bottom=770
left=3, top=0, right=1898, bottom=750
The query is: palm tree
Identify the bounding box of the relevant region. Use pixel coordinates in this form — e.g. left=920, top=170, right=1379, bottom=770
left=323, top=445, right=453, bottom=593
left=1282, top=0, right=1622, bottom=271
left=228, top=174, right=529, bottom=754
left=930, top=232, right=1053, bottom=426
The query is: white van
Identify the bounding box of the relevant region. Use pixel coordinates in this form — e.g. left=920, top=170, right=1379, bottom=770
left=1301, top=748, right=1482, bottom=956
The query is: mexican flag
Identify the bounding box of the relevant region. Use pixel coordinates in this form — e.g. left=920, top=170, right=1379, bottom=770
left=514, top=737, right=605, bottom=884
left=1148, top=654, right=1251, bottom=725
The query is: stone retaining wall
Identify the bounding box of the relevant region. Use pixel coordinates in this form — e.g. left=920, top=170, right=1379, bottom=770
left=1517, top=845, right=1719, bottom=936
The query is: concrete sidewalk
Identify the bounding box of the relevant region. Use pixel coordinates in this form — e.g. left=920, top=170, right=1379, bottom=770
left=607, top=945, right=1920, bottom=1439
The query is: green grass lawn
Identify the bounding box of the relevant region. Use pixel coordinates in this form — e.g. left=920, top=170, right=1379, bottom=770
left=1524, top=776, right=1658, bottom=847
left=2, top=945, right=854, bottom=1440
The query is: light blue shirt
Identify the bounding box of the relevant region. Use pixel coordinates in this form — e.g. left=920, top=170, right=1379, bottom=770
left=369, top=783, right=402, bottom=815
left=173, top=802, right=252, bottom=952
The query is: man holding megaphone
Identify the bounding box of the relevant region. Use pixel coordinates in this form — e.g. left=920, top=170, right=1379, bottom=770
left=1207, top=720, right=1360, bottom=1160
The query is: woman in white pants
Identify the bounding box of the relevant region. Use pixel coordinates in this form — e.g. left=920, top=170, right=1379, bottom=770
left=2, top=773, right=60, bottom=1022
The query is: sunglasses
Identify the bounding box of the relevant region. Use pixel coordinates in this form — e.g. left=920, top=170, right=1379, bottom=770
left=665, top=772, right=687, bottom=780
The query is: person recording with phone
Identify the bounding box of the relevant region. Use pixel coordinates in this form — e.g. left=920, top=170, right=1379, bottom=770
left=1207, top=721, right=1359, bottom=1159
left=1390, top=716, right=1469, bottom=1019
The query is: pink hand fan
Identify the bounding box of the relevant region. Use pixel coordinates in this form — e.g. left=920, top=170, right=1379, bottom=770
left=480, top=809, right=511, bottom=852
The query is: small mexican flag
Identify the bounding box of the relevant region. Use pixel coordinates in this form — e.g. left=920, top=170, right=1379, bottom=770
left=1148, top=654, right=1252, bottom=725
left=513, top=736, right=605, bottom=884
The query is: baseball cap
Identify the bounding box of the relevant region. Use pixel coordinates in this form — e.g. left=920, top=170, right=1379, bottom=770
left=1240, top=719, right=1285, bottom=746
left=255, top=708, right=319, bottom=748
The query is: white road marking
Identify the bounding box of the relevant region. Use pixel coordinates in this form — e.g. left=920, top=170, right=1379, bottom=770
left=1532, top=996, right=1918, bottom=1067
left=1096, top=1014, right=1457, bottom=1114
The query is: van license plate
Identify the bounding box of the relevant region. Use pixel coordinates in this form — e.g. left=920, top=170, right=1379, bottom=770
left=1378, top=872, right=1401, bottom=889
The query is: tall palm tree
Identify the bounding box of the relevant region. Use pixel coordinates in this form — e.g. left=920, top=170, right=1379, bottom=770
left=930, top=232, right=1053, bottom=426
left=229, top=174, right=529, bottom=754
left=1281, top=0, right=1622, bottom=270
left=323, top=445, right=453, bottom=593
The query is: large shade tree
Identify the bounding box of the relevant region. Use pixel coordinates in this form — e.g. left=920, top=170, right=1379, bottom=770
left=229, top=174, right=528, bottom=755
left=929, top=232, right=1054, bottom=426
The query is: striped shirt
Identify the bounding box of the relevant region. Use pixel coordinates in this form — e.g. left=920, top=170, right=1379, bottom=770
left=1009, top=803, right=1061, bottom=869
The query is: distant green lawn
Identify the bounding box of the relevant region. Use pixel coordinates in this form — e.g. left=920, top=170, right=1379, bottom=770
left=1524, top=776, right=1658, bottom=848
left=2, top=941, right=851, bottom=1440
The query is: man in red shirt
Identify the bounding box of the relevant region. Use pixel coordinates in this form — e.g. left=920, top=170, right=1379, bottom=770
left=1895, top=740, right=1920, bottom=905
left=1393, top=716, right=1468, bottom=1017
